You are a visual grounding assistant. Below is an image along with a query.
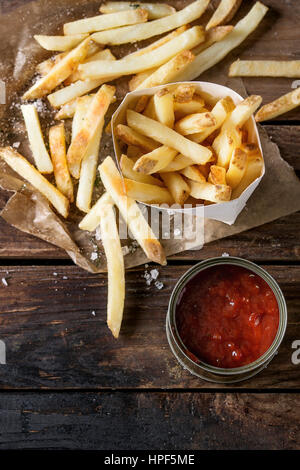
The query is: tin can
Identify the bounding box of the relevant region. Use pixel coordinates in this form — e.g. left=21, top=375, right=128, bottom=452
left=166, top=257, right=287, bottom=384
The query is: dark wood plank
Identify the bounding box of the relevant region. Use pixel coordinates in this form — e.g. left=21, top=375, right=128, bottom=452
left=0, top=264, right=299, bottom=389
left=0, top=391, right=298, bottom=449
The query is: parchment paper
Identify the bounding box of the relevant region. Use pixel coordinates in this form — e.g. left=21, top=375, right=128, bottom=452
left=1, top=0, right=300, bottom=273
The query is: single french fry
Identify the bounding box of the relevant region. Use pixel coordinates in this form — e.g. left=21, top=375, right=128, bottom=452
left=0, top=147, right=69, bottom=218
left=160, top=154, right=195, bottom=172
left=173, top=97, right=205, bottom=118
left=161, top=172, right=190, bottom=205
left=192, top=25, right=233, bottom=55
left=23, top=37, right=92, bottom=100
left=34, top=34, right=89, bottom=51
left=116, top=124, right=159, bottom=152
left=255, top=88, right=300, bottom=122
left=21, top=104, right=53, bottom=174
left=134, top=96, right=150, bottom=113
left=76, top=119, right=103, bottom=213
left=67, top=84, right=115, bottom=177
left=133, top=146, right=178, bottom=174
left=180, top=165, right=206, bottom=183
left=136, top=50, right=195, bottom=91
left=213, top=130, right=236, bottom=169
left=120, top=154, right=164, bottom=186
left=100, top=2, right=176, bottom=20
left=229, top=59, right=300, bottom=78
left=174, top=84, right=196, bottom=103
left=232, top=154, right=264, bottom=198
left=206, top=0, right=242, bottom=30
left=91, top=0, right=210, bottom=44
left=189, top=180, right=232, bottom=202
left=189, top=96, right=235, bottom=143
left=64, top=7, right=148, bottom=35
left=81, top=26, right=205, bottom=79
left=99, top=156, right=166, bottom=265
left=49, top=123, right=73, bottom=202
left=124, top=178, right=173, bottom=205
left=225, top=95, right=262, bottom=128
left=127, top=110, right=212, bottom=165
left=153, top=89, right=175, bottom=128
left=175, top=111, right=216, bottom=135
left=129, top=25, right=188, bottom=59
left=208, top=165, right=227, bottom=185
left=100, top=199, right=125, bottom=339
left=174, top=2, right=269, bottom=82
left=79, top=192, right=113, bottom=231
left=226, top=148, right=247, bottom=188
left=65, top=48, right=116, bottom=85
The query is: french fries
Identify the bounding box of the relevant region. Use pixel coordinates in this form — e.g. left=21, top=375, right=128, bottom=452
left=91, top=0, right=210, bottom=44
left=116, top=124, right=159, bottom=152
left=23, top=37, right=91, bottom=100
left=36, top=52, right=67, bottom=76
left=64, top=7, right=148, bottom=35
left=174, top=2, right=269, bottom=82
left=159, top=154, right=194, bottom=172
left=67, top=84, right=115, bottom=178
left=226, top=148, right=248, bottom=188
left=189, top=180, right=232, bottom=203
left=136, top=50, right=195, bottom=91
left=133, top=146, right=178, bottom=174
left=161, top=172, right=190, bottom=205
left=79, top=192, right=113, bottom=231
left=99, top=157, right=166, bottom=265
left=49, top=123, right=74, bottom=202
left=123, top=178, right=173, bottom=205
left=175, top=111, right=216, bottom=135
left=99, top=199, right=125, bottom=339
left=206, top=0, right=242, bottom=30
left=153, top=89, right=175, bottom=128
left=80, top=26, right=205, bottom=79
left=120, top=154, right=164, bottom=186
left=65, top=48, right=116, bottom=85
left=229, top=59, right=300, bottom=78
left=69, top=95, right=93, bottom=179
left=173, top=98, right=205, bottom=118
left=192, top=25, right=233, bottom=55
left=21, top=104, right=53, bottom=174
left=34, top=34, right=89, bottom=51
left=127, top=109, right=212, bottom=164
left=99, top=2, right=176, bottom=20
left=255, top=88, right=300, bottom=122
left=0, top=147, right=69, bottom=218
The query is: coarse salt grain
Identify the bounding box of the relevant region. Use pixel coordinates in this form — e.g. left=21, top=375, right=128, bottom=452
left=1, top=278, right=8, bottom=287
left=155, top=281, right=164, bottom=290
left=90, top=252, right=98, bottom=261
left=150, top=269, right=159, bottom=280
left=222, top=252, right=230, bottom=257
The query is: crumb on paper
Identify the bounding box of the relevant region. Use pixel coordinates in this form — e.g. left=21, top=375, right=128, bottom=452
left=1, top=278, right=8, bottom=287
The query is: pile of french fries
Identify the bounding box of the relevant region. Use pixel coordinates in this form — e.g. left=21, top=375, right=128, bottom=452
left=0, top=1, right=271, bottom=338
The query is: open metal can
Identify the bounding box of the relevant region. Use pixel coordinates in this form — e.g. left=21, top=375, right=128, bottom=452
left=166, top=257, right=287, bottom=384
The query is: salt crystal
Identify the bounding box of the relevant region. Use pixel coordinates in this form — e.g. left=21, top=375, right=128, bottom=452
left=222, top=252, right=230, bottom=257
left=53, top=272, right=58, bottom=276
left=12, top=142, right=20, bottom=148
left=154, top=281, right=164, bottom=290
left=1, top=278, right=8, bottom=287
left=91, top=310, right=96, bottom=316
left=150, top=269, right=159, bottom=280
left=62, top=276, right=68, bottom=280
left=90, top=252, right=98, bottom=261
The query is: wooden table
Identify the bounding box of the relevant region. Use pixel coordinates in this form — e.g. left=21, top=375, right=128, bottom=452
left=0, top=0, right=299, bottom=450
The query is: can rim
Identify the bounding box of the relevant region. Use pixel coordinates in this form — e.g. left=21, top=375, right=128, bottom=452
left=167, top=256, right=287, bottom=376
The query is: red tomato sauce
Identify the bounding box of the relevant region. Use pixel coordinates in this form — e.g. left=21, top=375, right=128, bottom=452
left=176, top=265, right=279, bottom=368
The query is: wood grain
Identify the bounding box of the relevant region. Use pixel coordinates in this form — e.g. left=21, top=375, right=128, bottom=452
left=0, top=264, right=298, bottom=390
left=0, top=391, right=298, bottom=449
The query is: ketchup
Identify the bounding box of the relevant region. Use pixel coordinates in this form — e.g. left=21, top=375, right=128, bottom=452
left=176, top=265, right=279, bottom=368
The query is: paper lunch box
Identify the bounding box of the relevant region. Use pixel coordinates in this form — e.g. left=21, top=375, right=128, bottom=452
left=111, top=81, right=265, bottom=225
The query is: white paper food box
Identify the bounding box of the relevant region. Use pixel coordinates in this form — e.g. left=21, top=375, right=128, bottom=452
left=111, top=81, right=264, bottom=225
